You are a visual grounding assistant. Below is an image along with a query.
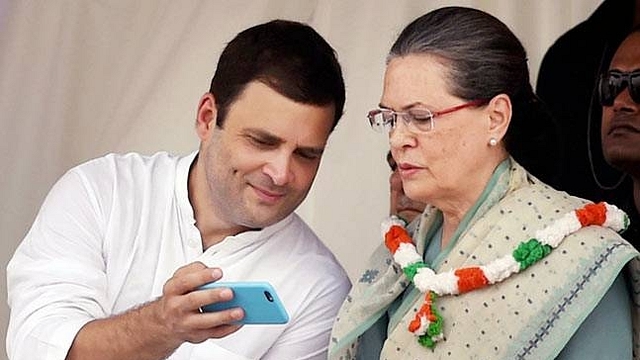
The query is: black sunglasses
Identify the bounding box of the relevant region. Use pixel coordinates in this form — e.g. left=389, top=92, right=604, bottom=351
left=598, top=70, right=640, bottom=106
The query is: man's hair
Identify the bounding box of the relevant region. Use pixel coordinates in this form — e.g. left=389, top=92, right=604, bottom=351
left=209, top=20, right=346, bottom=131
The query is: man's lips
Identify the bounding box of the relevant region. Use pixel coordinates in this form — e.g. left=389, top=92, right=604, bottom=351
left=608, top=123, right=640, bottom=135
left=251, top=185, right=285, bottom=202
left=608, top=114, right=640, bottom=135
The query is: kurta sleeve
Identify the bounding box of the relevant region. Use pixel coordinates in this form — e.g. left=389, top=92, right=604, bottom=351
left=7, top=168, right=110, bottom=360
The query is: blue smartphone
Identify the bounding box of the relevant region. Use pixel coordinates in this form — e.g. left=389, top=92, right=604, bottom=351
left=198, top=281, right=289, bottom=324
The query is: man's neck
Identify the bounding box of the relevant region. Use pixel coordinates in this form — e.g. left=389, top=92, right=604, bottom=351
left=187, top=155, right=246, bottom=250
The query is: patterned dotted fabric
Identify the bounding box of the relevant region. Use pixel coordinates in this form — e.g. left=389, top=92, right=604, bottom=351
left=329, top=160, right=640, bottom=360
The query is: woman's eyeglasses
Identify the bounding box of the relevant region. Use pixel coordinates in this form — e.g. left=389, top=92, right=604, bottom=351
left=367, top=99, right=486, bottom=133
left=598, top=70, right=640, bottom=106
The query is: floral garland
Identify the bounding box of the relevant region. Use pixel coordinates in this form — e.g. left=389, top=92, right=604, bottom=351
left=383, top=202, right=629, bottom=349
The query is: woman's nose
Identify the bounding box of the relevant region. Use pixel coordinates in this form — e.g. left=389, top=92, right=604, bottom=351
left=389, top=120, right=417, bottom=149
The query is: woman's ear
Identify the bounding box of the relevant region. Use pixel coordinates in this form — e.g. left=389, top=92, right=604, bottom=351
left=195, top=92, right=218, bottom=141
left=486, top=93, right=512, bottom=141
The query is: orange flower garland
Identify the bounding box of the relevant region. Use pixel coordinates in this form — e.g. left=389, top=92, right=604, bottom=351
left=383, top=202, right=628, bottom=349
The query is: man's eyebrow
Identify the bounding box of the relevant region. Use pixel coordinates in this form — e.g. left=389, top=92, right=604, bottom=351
left=245, top=128, right=326, bottom=154
left=244, top=128, right=283, bottom=143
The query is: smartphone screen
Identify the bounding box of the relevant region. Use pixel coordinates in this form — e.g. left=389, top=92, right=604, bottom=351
left=199, top=281, right=289, bottom=324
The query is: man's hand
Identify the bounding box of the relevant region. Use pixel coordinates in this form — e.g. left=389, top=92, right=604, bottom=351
left=155, top=262, right=245, bottom=344
left=66, top=262, right=244, bottom=360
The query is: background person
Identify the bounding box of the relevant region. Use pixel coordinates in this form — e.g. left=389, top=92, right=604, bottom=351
left=386, top=150, right=426, bottom=224
left=6, top=20, right=350, bottom=360
left=329, top=7, right=639, bottom=359
left=536, top=0, right=639, bottom=214
left=599, top=26, right=640, bottom=246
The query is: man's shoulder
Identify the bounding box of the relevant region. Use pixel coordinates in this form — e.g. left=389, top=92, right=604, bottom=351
left=278, top=214, right=336, bottom=256
left=75, top=151, right=181, bottom=173
left=273, top=214, right=349, bottom=280
left=70, top=151, right=187, bottom=184
left=59, top=151, right=192, bottom=207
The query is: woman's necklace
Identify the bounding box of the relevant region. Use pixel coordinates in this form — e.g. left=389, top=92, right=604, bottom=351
left=383, top=202, right=628, bottom=349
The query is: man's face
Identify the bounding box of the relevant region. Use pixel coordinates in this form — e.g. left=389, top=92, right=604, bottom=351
left=601, top=32, right=640, bottom=176
left=199, top=81, right=335, bottom=230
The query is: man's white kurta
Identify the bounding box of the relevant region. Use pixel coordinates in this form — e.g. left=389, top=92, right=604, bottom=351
left=7, top=151, right=351, bottom=360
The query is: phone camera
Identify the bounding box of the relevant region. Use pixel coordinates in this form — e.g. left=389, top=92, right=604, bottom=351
left=264, top=291, right=274, bottom=302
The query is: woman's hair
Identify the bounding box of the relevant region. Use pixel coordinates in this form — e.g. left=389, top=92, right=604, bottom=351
left=210, top=20, right=345, bottom=132
left=389, top=7, right=562, bottom=186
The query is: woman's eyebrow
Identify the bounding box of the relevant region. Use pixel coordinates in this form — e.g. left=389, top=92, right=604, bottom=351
left=378, top=102, right=427, bottom=111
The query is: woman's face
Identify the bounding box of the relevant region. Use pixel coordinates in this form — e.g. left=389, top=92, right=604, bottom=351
left=382, top=54, right=495, bottom=207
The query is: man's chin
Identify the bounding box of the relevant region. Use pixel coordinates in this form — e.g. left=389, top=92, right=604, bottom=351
left=240, top=207, right=295, bottom=229
left=604, top=150, right=640, bottom=176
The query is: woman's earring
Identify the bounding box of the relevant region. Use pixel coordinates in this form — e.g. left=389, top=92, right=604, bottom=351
left=489, top=137, right=498, bottom=146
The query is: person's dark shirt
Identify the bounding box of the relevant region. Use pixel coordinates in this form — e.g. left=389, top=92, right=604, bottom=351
left=621, top=196, right=640, bottom=248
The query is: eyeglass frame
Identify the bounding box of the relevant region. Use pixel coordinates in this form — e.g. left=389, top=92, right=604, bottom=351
left=367, top=99, right=487, bottom=133
left=598, top=70, right=640, bottom=106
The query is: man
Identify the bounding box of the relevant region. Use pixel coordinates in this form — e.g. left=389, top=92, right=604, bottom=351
left=600, top=26, right=640, bottom=247
left=386, top=151, right=425, bottom=224
left=6, top=20, right=350, bottom=359
left=536, top=0, right=637, bottom=206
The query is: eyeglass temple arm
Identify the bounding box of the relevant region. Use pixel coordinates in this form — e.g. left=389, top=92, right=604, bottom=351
left=431, top=99, right=487, bottom=117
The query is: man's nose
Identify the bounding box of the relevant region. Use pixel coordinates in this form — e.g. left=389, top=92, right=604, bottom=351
left=263, top=152, right=294, bottom=186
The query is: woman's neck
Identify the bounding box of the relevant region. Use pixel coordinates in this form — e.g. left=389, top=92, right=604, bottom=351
left=438, top=202, right=469, bottom=248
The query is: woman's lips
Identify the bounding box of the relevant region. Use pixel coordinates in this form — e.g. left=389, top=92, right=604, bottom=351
left=398, top=162, right=422, bottom=177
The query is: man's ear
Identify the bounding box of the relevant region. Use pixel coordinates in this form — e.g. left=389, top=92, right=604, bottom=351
left=196, top=92, right=218, bottom=141
left=486, top=93, right=512, bottom=141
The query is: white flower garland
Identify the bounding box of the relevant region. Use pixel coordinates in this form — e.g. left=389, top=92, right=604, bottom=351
left=383, top=202, right=628, bottom=349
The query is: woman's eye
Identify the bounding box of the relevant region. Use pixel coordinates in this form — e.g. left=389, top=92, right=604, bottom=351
left=409, top=112, right=431, bottom=123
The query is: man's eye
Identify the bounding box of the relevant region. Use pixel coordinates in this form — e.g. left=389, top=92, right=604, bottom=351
left=249, top=136, right=275, bottom=147
left=296, top=150, right=322, bottom=160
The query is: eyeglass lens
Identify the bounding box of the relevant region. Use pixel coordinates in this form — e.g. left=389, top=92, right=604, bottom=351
left=368, top=109, right=433, bottom=133
left=599, top=71, right=640, bottom=106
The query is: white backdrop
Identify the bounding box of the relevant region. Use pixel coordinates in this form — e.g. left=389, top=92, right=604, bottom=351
left=0, top=1, right=602, bottom=358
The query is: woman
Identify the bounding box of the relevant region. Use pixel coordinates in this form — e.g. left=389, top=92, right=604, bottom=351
left=330, top=7, right=640, bottom=359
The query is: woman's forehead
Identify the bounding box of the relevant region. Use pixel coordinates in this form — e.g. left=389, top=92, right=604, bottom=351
left=382, top=55, right=453, bottom=107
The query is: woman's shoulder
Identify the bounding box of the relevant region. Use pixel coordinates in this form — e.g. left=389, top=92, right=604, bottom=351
left=502, top=184, right=634, bottom=258
left=503, top=177, right=591, bottom=219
